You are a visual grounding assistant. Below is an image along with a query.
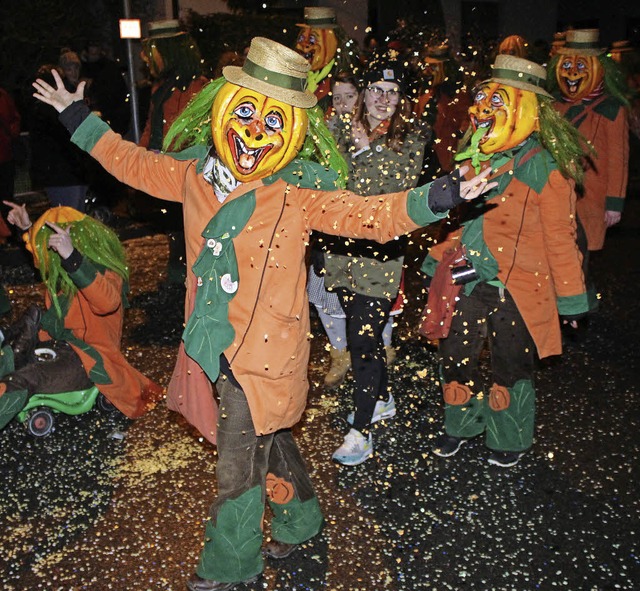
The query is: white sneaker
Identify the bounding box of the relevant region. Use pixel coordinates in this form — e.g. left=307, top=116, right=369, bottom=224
left=332, top=428, right=373, bottom=466
left=347, top=394, right=396, bottom=426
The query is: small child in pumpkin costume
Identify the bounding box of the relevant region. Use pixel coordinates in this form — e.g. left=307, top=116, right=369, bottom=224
left=32, top=37, right=495, bottom=590
left=422, top=55, right=590, bottom=468
left=0, top=203, right=162, bottom=430
left=547, top=28, right=630, bottom=311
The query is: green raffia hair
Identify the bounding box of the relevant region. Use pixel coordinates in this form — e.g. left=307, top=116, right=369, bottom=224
left=142, top=32, right=204, bottom=88
left=163, top=76, right=348, bottom=188
left=537, top=95, right=594, bottom=186
left=546, top=53, right=631, bottom=107
left=34, top=216, right=129, bottom=317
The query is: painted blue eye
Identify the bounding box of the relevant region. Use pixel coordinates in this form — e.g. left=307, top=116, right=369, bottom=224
left=474, top=90, right=486, bottom=103
left=577, top=62, right=586, bottom=71
left=265, top=113, right=283, bottom=131
left=562, top=60, right=572, bottom=70
left=234, top=103, right=255, bottom=119
left=490, top=93, right=504, bottom=107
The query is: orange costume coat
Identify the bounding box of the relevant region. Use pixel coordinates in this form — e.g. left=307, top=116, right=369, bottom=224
left=36, top=258, right=162, bottom=417
left=424, top=156, right=587, bottom=360
left=72, top=113, right=446, bottom=443
left=555, top=97, right=629, bottom=250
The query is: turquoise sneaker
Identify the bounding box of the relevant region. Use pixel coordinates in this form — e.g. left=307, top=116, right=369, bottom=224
left=332, top=428, right=373, bottom=466
left=347, top=394, right=396, bottom=426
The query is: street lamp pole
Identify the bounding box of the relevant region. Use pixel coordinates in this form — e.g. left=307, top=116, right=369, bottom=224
left=122, top=0, right=141, bottom=143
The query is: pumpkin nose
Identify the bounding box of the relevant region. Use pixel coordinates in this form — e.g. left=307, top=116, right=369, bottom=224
left=245, top=119, right=265, bottom=140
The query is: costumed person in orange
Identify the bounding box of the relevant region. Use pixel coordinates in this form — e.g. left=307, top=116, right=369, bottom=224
left=32, top=37, right=494, bottom=590
left=0, top=203, right=162, bottom=430
left=422, top=55, right=590, bottom=468
left=548, top=29, right=630, bottom=310
left=295, top=6, right=357, bottom=104
left=414, top=44, right=471, bottom=177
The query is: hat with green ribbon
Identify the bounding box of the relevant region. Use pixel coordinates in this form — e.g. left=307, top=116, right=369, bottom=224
left=485, top=54, right=553, bottom=98
left=556, top=29, right=605, bottom=57
left=223, top=36, right=317, bottom=108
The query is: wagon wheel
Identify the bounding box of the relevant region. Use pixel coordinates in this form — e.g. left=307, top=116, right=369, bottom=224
left=26, top=409, right=55, bottom=437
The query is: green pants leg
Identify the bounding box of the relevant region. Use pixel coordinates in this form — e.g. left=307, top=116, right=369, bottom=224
left=196, top=378, right=323, bottom=583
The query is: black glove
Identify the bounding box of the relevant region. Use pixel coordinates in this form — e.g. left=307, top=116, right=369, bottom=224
left=427, top=169, right=465, bottom=213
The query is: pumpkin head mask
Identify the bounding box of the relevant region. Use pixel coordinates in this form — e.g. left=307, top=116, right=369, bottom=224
left=211, top=83, right=308, bottom=181
left=469, top=82, right=539, bottom=154
left=553, top=28, right=605, bottom=102
left=466, top=55, right=552, bottom=155
left=295, top=6, right=339, bottom=71
left=295, top=27, right=338, bottom=71
left=555, top=54, right=604, bottom=102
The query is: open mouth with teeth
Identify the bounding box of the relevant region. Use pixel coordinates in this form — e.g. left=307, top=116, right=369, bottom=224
left=227, top=129, right=273, bottom=175
left=472, top=115, right=494, bottom=142
left=563, top=77, right=583, bottom=95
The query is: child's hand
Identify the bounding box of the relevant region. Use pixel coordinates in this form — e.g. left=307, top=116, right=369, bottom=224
left=45, top=222, right=74, bottom=259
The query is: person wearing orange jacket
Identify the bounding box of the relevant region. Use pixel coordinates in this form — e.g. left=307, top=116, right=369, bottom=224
left=0, top=203, right=162, bottom=430
left=548, top=29, right=630, bottom=311
left=32, top=37, right=495, bottom=590
left=422, top=55, right=590, bottom=468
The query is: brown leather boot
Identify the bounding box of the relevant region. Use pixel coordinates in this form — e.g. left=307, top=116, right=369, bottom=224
left=323, top=347, right=351, bottom=389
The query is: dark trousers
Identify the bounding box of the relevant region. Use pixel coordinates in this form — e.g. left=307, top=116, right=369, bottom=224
left=196, top=377, right=323, bottom=582
left=336, top=288, right=392, bottom=433
left=439, top=283, right=537, bottom=451
left=3, top=340, right=92, bottom=395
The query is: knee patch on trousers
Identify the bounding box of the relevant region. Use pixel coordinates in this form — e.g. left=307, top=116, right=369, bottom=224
left=266, top=472, right=295, bottom=505
left=489, top=383, right=511, bottom=411
left=443, top=381, right=472, bottom=405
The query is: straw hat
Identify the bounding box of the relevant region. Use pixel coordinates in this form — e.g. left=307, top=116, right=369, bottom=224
left=486, top=54, right=553, bottom=98
left=223, top=37, right=317, bottom=108
left=424, top=44, right=450, bottom=63
left=557, top=29, right=605, bottom=56
left=297, top=6, right=339, bottom=29
left=146, top=19, right=186, bottom=39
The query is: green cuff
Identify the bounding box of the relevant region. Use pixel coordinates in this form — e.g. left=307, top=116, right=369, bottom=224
left=605, top=196, right=624, bottom=212
left=420, top=254, right=438, bottom=277
left=406, top=185, right=448, bottom=227
left=69, top=258, right=98, bottom=289
left=71, top=113, right=111, bottom=153
left=557, top=293, right=589, bottom=316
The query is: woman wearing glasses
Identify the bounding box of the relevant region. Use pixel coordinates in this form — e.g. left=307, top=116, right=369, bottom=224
left=324, top=57, right=430, bottom=465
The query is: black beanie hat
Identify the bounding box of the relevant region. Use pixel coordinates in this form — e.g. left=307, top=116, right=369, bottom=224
left=362, top=59, right=407, bottom=93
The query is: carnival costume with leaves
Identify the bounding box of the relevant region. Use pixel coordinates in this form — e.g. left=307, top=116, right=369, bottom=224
left=548, top=28, right=630, bottom=252
left=57, top=36, right=469, bottom=585
left=0, top=207, right=161, bottom=429
left=422, top=55, right=589, bottom=453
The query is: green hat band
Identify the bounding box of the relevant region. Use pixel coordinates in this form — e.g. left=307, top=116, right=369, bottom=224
left=242, top=59, right=307, bottom=92
left=306, top=17, right=336, bottom=26
left=565, top=40, right=600, bottom=49
left=493, top=67, right=545, bottom=89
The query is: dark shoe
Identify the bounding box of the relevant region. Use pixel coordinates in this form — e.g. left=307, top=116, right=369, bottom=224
left=487, top=451, right=523, bottom=467
left=432, top=434, right=467, bottom=458
left=263, top=540, right=298, bottom=559
left=186, top=574, right=259, bottom=591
